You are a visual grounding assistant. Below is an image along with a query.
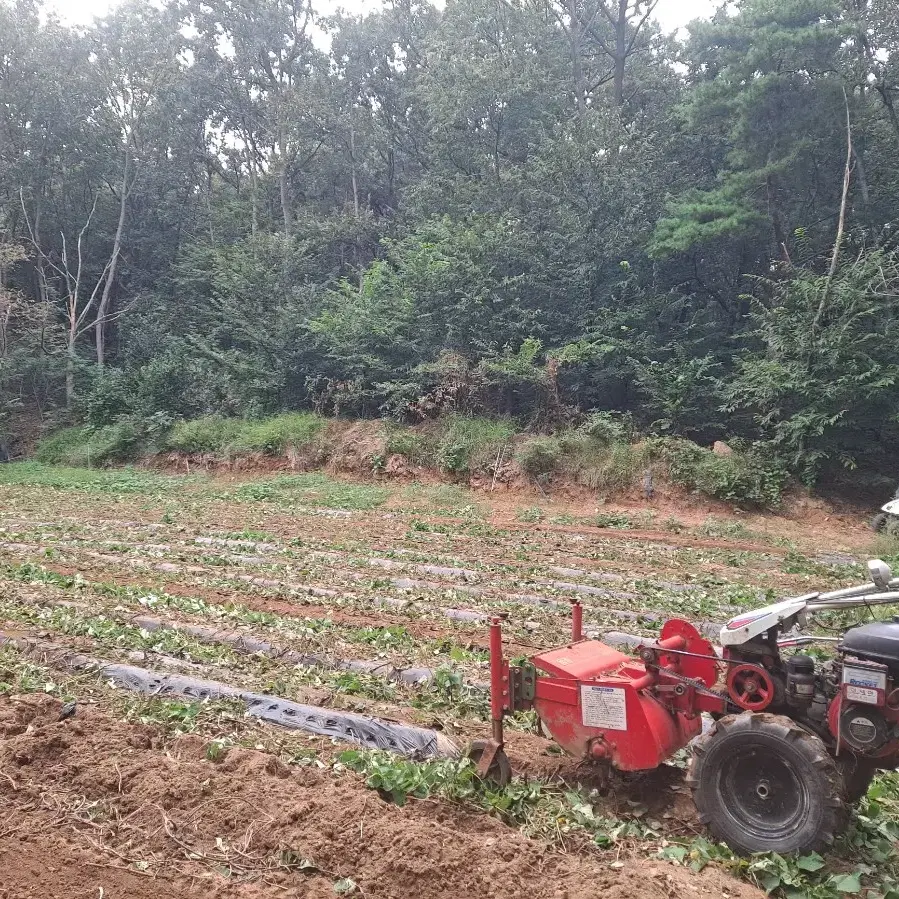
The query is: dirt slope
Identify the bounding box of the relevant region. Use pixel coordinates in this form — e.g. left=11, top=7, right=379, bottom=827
left=0, top=695, right=761, bottom=899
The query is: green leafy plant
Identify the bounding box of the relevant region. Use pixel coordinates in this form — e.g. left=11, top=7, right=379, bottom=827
left=166, top=416, right=244, bottom=454
left=225, top=413, right=327, bottom=456
left=660, top=439, right=787, bottom=509
left=35, top=422, right=143, bottom=467
left=516, top=506, right=545, bottom=523
left=516, top=437, right=562, bottom=478
left=434, top=415, right=515, bottom=476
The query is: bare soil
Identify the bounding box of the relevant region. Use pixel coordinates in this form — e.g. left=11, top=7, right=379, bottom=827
left=0, top=695, right=760, bottom=899
left=0, top=466, right=879, bottom=898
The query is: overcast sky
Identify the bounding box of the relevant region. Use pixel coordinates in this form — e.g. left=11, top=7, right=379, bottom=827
left=50, top=0, right=720, bottom=33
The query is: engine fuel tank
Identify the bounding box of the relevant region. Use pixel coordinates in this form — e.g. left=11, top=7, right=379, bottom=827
left=842, top=619, right=899, bottom=668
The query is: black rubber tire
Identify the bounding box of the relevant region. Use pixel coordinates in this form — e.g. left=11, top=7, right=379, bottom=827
left=871, top=513, right=889, bottom=533
left=837, top=756, right=878, bottom=804
left=687, top=713, right=846, bottom=856
left=467, top=740, right=512, bottom=788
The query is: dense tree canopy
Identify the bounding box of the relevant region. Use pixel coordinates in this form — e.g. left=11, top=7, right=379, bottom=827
left=0, top=0, right=897, bottom=482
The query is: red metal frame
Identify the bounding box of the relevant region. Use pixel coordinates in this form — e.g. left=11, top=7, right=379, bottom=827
left=571, top=599, right=583, bottom=643
left=489, top=616, right=507, bottom=742
left=485, top=605, right=727, bottom=773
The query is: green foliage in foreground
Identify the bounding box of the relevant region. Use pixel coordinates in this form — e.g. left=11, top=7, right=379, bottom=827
left=340, top=748, right=899, bottom=899
left=226, top=473, right=388, bottom=510
left=337, top=748, right=653, bottom=847
left=664, top=773, right=899, bottom=898
left=433, top=414, right=516, bottom=475
left=0, top=461, right=192, bottom=494
left=166, top=412, right=327, bottom=456
left=660, top=439, right=788, bottom=509
left=0, top=462, right=388, bottom=509
left=36, top=423, right=142, bottom=467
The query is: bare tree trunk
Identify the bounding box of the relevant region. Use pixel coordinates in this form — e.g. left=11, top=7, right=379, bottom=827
left=248, top=149, right=258, bottom=237
left=66, top=324, right=76, bottom=408
left=0, top=251, right=9, bottom=359
left=565, top=0, right=587, bottom=119
left=387, top=146, right=396, bottom=208
left=613, top=0, right=627, bottom=106
left=206, top=166, right=216, bottom=245
left=812, top=90, right=853, bottom=339
left=279, top=124, right=291, bottom=236
left=766, top=174, right=791, bottom=265
left=875, top=82, right=899, bottom=145
left=350, top=126, right=360, bottom=220
left=853, top=146, right=870, bottom=210
left=96, top=142, right=132, bottom=366
left=32, top=189, right=50, bottom=340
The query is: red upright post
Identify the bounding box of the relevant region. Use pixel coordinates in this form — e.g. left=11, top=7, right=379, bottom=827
left=489, top=616, right=505, bottom=745
left=571, top=600, right=583, bottom=643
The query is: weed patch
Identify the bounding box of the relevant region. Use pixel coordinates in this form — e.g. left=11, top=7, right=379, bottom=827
left=660, top=439, right=786, bottom=509
left=383, top=425, right=438, bottom=466
left=434, top=415, right=515, bottom=475
left=165, top=416, right=244, bottom=454
left=696, top=516, right=754, bottom=540
left=516, top=437, right=562, bottom=478
left=226, top=413, right=327, bottom=456
left=228, top=474, right=387, bottom=510
left=338, top=748, right=655, bottom=847
left=0, top=462, right=193, bottom=494
left=36, top=422, right=143, bottom=467
left=593, top=512, right=634, bottom=529
left=557, top=434, right=647, bottom=494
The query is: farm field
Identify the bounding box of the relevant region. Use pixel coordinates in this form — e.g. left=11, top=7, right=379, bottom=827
left=0, top=463, right=893, bottom=899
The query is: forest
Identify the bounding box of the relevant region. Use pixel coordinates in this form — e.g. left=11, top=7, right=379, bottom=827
left=0, top=0, right=898, bottom=487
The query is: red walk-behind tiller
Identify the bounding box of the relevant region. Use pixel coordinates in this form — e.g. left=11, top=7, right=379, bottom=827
left=470, top=560, right=899, bottom=856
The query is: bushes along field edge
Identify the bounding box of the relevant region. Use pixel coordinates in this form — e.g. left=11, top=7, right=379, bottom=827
left=31, top=413, right=788, bottom=510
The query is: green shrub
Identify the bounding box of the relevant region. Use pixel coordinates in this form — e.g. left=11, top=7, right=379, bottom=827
left=384, top=426, right=438, bottom=466
left=516, top=437, right=562, bottom=477
left=594, top=512, right=634, bottom=529
left=662, top=439, right=786, bottom=509
left=165, top=416, right=243, bottom=454
left=0, top=462, right=187, bottom=492
left=229, top=473, right=387, bottom=510
left=165, top=413, right=327, bottom=457
left=35, top=422, right=141, bottom=467
left=435, top=415, right=515, bottom=475
left=580, top=411, right=633, bottom=444
left=35, top=427, right=90, bottom=464
left=226, top=413, right=326, bottom=456
left=697, top=516, right=753, bottom=539
left=82, top=369, right=136, bottom=427
left=555, top=432, right=645, bottom=493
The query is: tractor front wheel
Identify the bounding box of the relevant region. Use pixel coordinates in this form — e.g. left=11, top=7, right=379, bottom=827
left=688, top=713, right=845, bottom=855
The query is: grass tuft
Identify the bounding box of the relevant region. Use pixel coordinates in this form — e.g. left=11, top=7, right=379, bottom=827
left=0, top=462, right=191, bottom=494
left=660, top=439, right=785, bottom=510
left=36, top=422, right=141, bottom=467
left=225, top=413, right=327, bottom=456
left=434, top=415, right=516, bottom=475
left=165, top=416, right=244, bottom=454
left=229, top=473, right=387, bottom=510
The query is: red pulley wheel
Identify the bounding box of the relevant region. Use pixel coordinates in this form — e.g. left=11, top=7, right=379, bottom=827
left=726, top=663, right=776, bottom=711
